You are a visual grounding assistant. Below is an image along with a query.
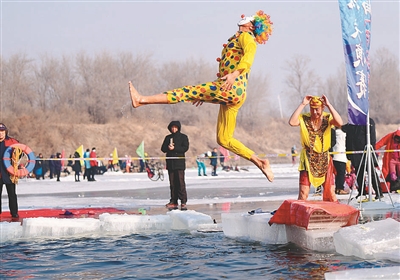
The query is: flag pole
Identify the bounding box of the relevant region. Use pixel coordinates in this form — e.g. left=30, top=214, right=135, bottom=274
left=366, top=111, right=372, bottom=201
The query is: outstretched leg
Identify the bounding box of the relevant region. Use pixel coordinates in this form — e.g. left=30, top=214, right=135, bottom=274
left=129, top=81, right=168, bottom=107
left=250, top=155, right=274, bottom=182
left=216, top=104, right=274, bottom=182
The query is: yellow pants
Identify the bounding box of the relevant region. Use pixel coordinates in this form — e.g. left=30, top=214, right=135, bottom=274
left=216, top=103, right=254, bottom=160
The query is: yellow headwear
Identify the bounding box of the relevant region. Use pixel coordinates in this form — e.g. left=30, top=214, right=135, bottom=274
left=310, top=96, right=323, bottom=108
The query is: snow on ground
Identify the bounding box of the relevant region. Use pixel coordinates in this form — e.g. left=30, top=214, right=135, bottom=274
left=8, top=164, right=301, bottom=210
left=4, top=163, right=400, bottom=211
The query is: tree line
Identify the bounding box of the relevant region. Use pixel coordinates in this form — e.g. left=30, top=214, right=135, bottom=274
left=1, top=47, right=398, bottom=126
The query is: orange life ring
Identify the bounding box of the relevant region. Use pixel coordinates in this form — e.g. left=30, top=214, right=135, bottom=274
left=3, top=143, right=36, bottom=177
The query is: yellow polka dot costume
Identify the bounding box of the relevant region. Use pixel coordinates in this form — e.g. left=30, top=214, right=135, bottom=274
left=165, top=11, right=273, bottom=160
left=165, top=31, right=255, bottom=106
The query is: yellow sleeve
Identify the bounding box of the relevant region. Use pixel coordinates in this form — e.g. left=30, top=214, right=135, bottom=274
left=237, top=32, right=257, bottom=72
left=322, top=113, right=333, bottom=152
left=346, top=160, right=352, bottom=173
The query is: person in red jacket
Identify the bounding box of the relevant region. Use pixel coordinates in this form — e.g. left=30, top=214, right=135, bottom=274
left=376, top=127, right=400, bottom=190
left=89, top=147, right=98, bottom=181
left=0, top=123, right=20, bottom=218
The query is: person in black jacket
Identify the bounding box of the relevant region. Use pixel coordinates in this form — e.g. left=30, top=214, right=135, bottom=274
left=54, top=152, right=62, bottom=182
left=161, top=121, right=189, bottom=211
left=342, top=118, right=383, bottom=199
left=72, top=151, right=82, bottom=182
left=49, top=154, right=56, bottom=179
left=0, top=123, right=20, bottom=219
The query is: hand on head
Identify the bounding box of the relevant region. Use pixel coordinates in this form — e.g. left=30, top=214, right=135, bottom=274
left=302, top=95, right=313, bottom=105
left=320, top=95, right=330, bottom=107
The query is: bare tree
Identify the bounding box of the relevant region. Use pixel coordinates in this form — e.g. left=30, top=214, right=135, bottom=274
left=282, top=54, right=320, bottom=109
left=369, top=47, right=400, bottom=123
left=1, top=54, right=34, bottom=115
left=319, top=66, right=348, bottom=121
left=238, top=73, right=273, bottom=129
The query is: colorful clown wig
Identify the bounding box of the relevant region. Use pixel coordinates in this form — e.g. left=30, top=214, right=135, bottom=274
left=252, top=10, right=273, bottom=44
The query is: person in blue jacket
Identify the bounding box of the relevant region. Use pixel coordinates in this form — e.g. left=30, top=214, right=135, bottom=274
left=83, top=148, right=91, bottom=181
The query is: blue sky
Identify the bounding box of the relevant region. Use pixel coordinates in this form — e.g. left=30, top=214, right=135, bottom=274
left=2, top=0, right=399, bottom=104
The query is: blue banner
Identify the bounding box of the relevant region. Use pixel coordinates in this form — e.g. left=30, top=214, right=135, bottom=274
left=338, top=0, right=371, bottom=125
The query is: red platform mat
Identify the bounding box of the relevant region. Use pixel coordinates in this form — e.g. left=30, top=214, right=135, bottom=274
left=0, top=207, right=126, bottom=223
left=269, top=199, right=360, bottom=230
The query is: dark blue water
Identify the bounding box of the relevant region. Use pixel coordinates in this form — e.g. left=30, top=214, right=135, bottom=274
left=1, top=231, right=396, bottom=279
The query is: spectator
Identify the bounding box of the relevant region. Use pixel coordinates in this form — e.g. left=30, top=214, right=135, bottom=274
left=108, top=154, right=116, bottom=172
left=49, top=154, right=56, bottom=179
left=0, top=123, right=20, bottom=219
left=219, top=152, right=226, bottom=170
left=342, top=118, right=383, bottom=199
left=291, top=145, right=298, bottom=166
left=89, top=147, right=97, bottom=181
left=375, top=127, right=400, bottom=192
left=54, top=152, right=62, bottom=181
left=161, top=121, right=189, bottom=211
left=67, top=154, right=73, bottom=168
left=72, top=151, right=82, bottom=182
left=83, top=148, right=91, bottom=180
left=34, top=153, right=45, bottom=180
left=211, top=148, right=218, bottom=176
left=139, top=158, right=145, bottom=173
left=42, top=155, right=49, bottom=179
left=196, top=153, right=207, bottom=176
left=125, top=155, right=132, bottom=173
left=332, top=127, right=349, bottom=194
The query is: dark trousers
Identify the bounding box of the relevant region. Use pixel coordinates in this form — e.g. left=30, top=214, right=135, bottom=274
left=75, top=171, right=80, bottom=181
left=0, top=178, right=18, bottom=216
left=354, top=162, right=382, bottom=196
left=212, top=165, right=217, bottom=176
left=168, top=169, right=187, bottom=204
left=90, top=166, right=96, bottom=181
left=83, top=168, right=90, bottom=180
left=333, top=160, right=346, bottom=191
left=49, top=167, right=55, bottom=179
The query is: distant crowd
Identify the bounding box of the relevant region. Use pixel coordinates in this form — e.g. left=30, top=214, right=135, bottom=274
left=29, top=147, right=243, bottom=182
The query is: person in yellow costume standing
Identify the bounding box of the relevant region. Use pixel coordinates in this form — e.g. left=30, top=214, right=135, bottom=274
left=289, top=95, right=343, bottom=201
left=129, top=11, right=274, bottom=182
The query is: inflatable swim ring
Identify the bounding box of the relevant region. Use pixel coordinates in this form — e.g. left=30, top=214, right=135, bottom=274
left=3, top=143, right=36, bottom=177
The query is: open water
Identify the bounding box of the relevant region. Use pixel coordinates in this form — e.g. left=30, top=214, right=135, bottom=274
left=1, top=165, right=399, bottom=279
left=1, top=231, right=397, bottom=279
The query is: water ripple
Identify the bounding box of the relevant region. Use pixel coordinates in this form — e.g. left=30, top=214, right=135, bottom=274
left=0, top=232, right=396, bottom=279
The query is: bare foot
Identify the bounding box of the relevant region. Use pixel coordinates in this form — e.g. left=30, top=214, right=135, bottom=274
left=250, top=155, right=274, bottom=182
left=259, top=158, right=274, bottom=182
left=129, top=81, right=141, bottom=108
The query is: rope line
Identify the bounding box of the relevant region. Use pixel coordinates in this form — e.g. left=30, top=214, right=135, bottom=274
left=36, top=149, right=400, bottom=161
